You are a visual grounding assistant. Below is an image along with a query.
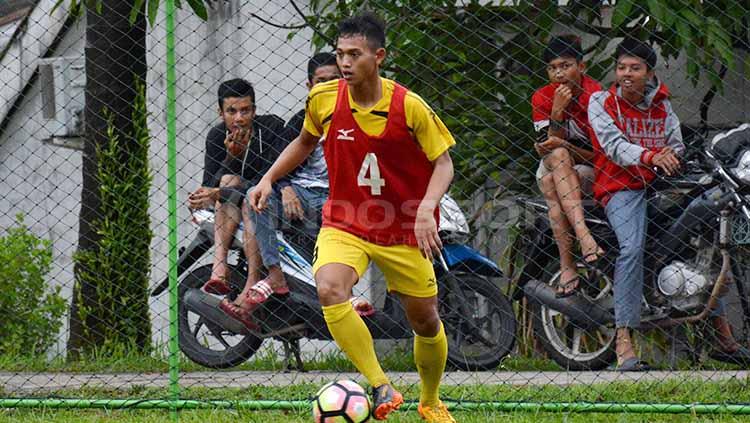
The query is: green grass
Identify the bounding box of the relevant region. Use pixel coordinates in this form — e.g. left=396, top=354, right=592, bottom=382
left=1, top=345, right=745, bottom=374
left=4, top=380, right=750, bottom=421
left=2, top=408, right=750, bottom=422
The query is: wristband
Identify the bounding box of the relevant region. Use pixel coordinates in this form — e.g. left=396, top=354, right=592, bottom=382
left=641, top=150, right=656, bottom=166
left=550, top=119, right=566, bottom=132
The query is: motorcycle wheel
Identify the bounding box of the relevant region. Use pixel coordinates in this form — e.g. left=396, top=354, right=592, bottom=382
left=178, top=264, right=264, bottom=369
left=532, top=260, right=616, bottom=370
left=440, top=273, right=516, bottom=371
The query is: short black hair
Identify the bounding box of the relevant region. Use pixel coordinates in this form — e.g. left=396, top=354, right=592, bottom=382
left=337, top=11, right=386, bottom=50
left=307, top=52, right=337, bottom=83
left=217, top=78, right=255, bottom=110
left=615, top=38, right=657, bottom=69
left=542, top=35, right=583, bottom=63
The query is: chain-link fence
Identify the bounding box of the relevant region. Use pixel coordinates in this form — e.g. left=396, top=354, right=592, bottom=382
left=2, top=0, right=750, bottom=419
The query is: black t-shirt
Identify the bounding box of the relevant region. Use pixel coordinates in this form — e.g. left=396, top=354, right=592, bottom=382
left=201, top=123, right=228, bottom=187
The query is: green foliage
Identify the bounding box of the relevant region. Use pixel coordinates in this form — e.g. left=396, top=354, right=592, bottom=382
left=0, top=215, right=66, bottom=356
left=303, top=0, right=747, bottom=195
left=51, top=0, right=209, bottom=26
left=72, top=79, right=154, bottom=354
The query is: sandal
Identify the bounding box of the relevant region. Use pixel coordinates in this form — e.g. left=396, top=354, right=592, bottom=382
left=609, top=357, right=651, bottom=372
left=219, top=294, right=260, bottom=331
left=555, top=277, right=580, bottom=298
left=202, top=277, right=231, bottom=295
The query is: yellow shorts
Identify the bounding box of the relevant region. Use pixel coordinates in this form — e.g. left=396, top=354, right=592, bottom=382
left=312, top=227, right=438, bottom=298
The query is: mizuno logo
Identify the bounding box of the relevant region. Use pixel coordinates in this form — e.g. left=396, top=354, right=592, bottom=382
left=337, top=128, right=355, bottom=141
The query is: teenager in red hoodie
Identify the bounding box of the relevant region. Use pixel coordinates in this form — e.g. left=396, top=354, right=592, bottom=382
left=588, top=39, right=683, bottom=371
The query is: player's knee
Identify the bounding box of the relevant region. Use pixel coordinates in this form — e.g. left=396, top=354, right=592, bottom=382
left=316, top=276, right=349, bottom=306
left=409, top=310, right=441, bottom=337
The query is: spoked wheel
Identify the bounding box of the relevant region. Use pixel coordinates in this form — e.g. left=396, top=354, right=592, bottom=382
left=533, top=262, right=616, bottom=370
left=440, top=274, right=516, bottom=371
left=178, top=264, right=263, bottom=368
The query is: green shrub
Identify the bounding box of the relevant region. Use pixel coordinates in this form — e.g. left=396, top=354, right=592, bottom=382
left=0, top=215, right=66, bottom=356
left=70, top=78, right=153, bottom=355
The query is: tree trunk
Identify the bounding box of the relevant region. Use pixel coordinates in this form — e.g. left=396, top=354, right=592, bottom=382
left=68, top=1, right=147, bottom=359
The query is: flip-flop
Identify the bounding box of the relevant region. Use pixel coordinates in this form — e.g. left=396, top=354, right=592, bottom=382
left=202, top=278, right=231, bottom=295
left=555, top=277, right=581, bottom=298
left=709, top=346, right=750, bottom=366
left=608, top=357, right=651, bottom=372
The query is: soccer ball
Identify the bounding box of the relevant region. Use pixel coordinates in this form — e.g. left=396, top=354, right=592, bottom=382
left=312, top=379, right=371, bottom=422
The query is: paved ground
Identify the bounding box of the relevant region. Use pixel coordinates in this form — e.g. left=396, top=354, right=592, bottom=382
left=2, top=370, right=749, bottom=394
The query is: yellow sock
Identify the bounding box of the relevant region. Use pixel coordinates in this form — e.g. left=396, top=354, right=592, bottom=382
left=322, top=301, right=389, bottom=387
left=414, top=322, right=447, bottom=406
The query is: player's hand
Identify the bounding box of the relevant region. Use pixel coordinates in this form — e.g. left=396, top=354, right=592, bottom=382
left=652, top=147, right=681, bottom=176
left=281, top=186, right=304, bottom=220
left=224, top=126, right=251, bottom=157
left=188, top=187, right=219, bottom=209
left=414, top=204, right=443, bottom=261
left=249, top=178, right=274, bottom=212
left=534, top=136, right=566, bottom=157
left=551, top=84, right=573, bottom=117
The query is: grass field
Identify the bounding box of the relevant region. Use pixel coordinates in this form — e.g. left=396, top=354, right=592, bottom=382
left=3, top=379, right=750, bottom=422
left=2, top=408, right=750, bottom=422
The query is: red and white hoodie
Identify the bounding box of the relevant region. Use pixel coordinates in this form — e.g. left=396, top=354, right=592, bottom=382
left=587, top=78, right=684, bottom=205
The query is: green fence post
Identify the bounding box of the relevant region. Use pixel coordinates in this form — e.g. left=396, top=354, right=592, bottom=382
left=165, top=0, right=179, bottom=421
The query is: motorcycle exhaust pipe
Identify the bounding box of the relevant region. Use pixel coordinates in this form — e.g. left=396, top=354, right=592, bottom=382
left=523, top=279, right=614, bottom=329
left=183, top=289, right=251, bottom=335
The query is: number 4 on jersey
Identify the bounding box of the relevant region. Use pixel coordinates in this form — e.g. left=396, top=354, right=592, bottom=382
left=358, top=153, right=385, bottom=195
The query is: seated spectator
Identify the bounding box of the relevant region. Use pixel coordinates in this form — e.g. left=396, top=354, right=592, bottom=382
left=188, top=79, right=287, bottom=294
left=588, top=38, right=681, bottom=370
left=531, top=35, right=604, bottom=298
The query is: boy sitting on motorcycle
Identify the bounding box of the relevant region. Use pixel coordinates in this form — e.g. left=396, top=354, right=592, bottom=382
left=531, top=35, right=605, bottom=298
left=589, top=38, right=749, bottom=370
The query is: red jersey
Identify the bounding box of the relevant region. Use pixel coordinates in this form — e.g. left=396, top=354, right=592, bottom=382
left=531, top=74, right=602, bottom=147
left=322, top=79, right=437, bottom=246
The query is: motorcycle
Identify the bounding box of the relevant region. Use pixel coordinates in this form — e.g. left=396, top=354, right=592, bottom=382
left=151, top=194, right=517, bottom=371
left=512, top=124, right=750, bottom=370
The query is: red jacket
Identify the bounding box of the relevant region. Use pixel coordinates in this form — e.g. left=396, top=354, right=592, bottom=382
left=587, top=79, right=684, bottom=205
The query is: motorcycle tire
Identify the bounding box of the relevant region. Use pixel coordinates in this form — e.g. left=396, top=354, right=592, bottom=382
left=440, top=273, right=516, bottom=371
left=531, top=260, right=616, bottom=371
left=178, top=264, right=264, bottom=369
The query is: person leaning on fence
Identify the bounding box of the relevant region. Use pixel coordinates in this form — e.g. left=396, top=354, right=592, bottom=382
left=187, top=79, right=287, bottom=294
left=249, top=12, right=457, bottom=423
left=219, top=53, right=375, bottom=328
left=531, top=35, right=605, bottom=298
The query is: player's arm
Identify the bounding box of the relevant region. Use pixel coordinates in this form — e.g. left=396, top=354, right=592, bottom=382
left=249, top=128, right=318, bottom=211
left=415, top=151, right=453, bottom=260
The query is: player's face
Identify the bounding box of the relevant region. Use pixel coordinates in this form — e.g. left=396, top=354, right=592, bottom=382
left=308, top=64, right=341, bottom=89
left=219, top=97, right=255, bottom=131
left=616, top=56, right=654, bottom=99
left=336, top=35, right=385, bottom=86
left=546, top=57, right=584, bottom=89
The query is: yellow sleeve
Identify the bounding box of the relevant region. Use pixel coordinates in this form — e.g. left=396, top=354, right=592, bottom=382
left=303, top=79, right=339, bottom=138
left=405, top=92, right=456, bottom=161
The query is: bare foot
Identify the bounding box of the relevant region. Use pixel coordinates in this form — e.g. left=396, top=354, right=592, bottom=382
left=616, top=328, right=637, bottom=365
left=581, top=235, right=604, bottom=263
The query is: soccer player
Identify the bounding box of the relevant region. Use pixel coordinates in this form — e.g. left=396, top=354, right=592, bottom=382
left=531, top=35, right=604, bottom=297
left=250, top=12, right=456, bottom=423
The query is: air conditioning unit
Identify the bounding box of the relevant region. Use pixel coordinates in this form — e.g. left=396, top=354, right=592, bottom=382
left=39, top=56, right=84, bottom=149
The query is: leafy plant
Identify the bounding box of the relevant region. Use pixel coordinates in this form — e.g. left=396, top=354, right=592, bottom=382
left=71, top=78, right=154, bottom=355
left=0, top=215, right=66, bottom=356
left=300, top=0, right=748, bottom=196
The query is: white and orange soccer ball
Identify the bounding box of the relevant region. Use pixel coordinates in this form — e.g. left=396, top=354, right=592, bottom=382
left=312, top=379, right=371, bottom=423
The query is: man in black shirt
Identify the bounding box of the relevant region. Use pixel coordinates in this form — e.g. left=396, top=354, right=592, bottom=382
left=188, top=79, right=287, bottom=293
